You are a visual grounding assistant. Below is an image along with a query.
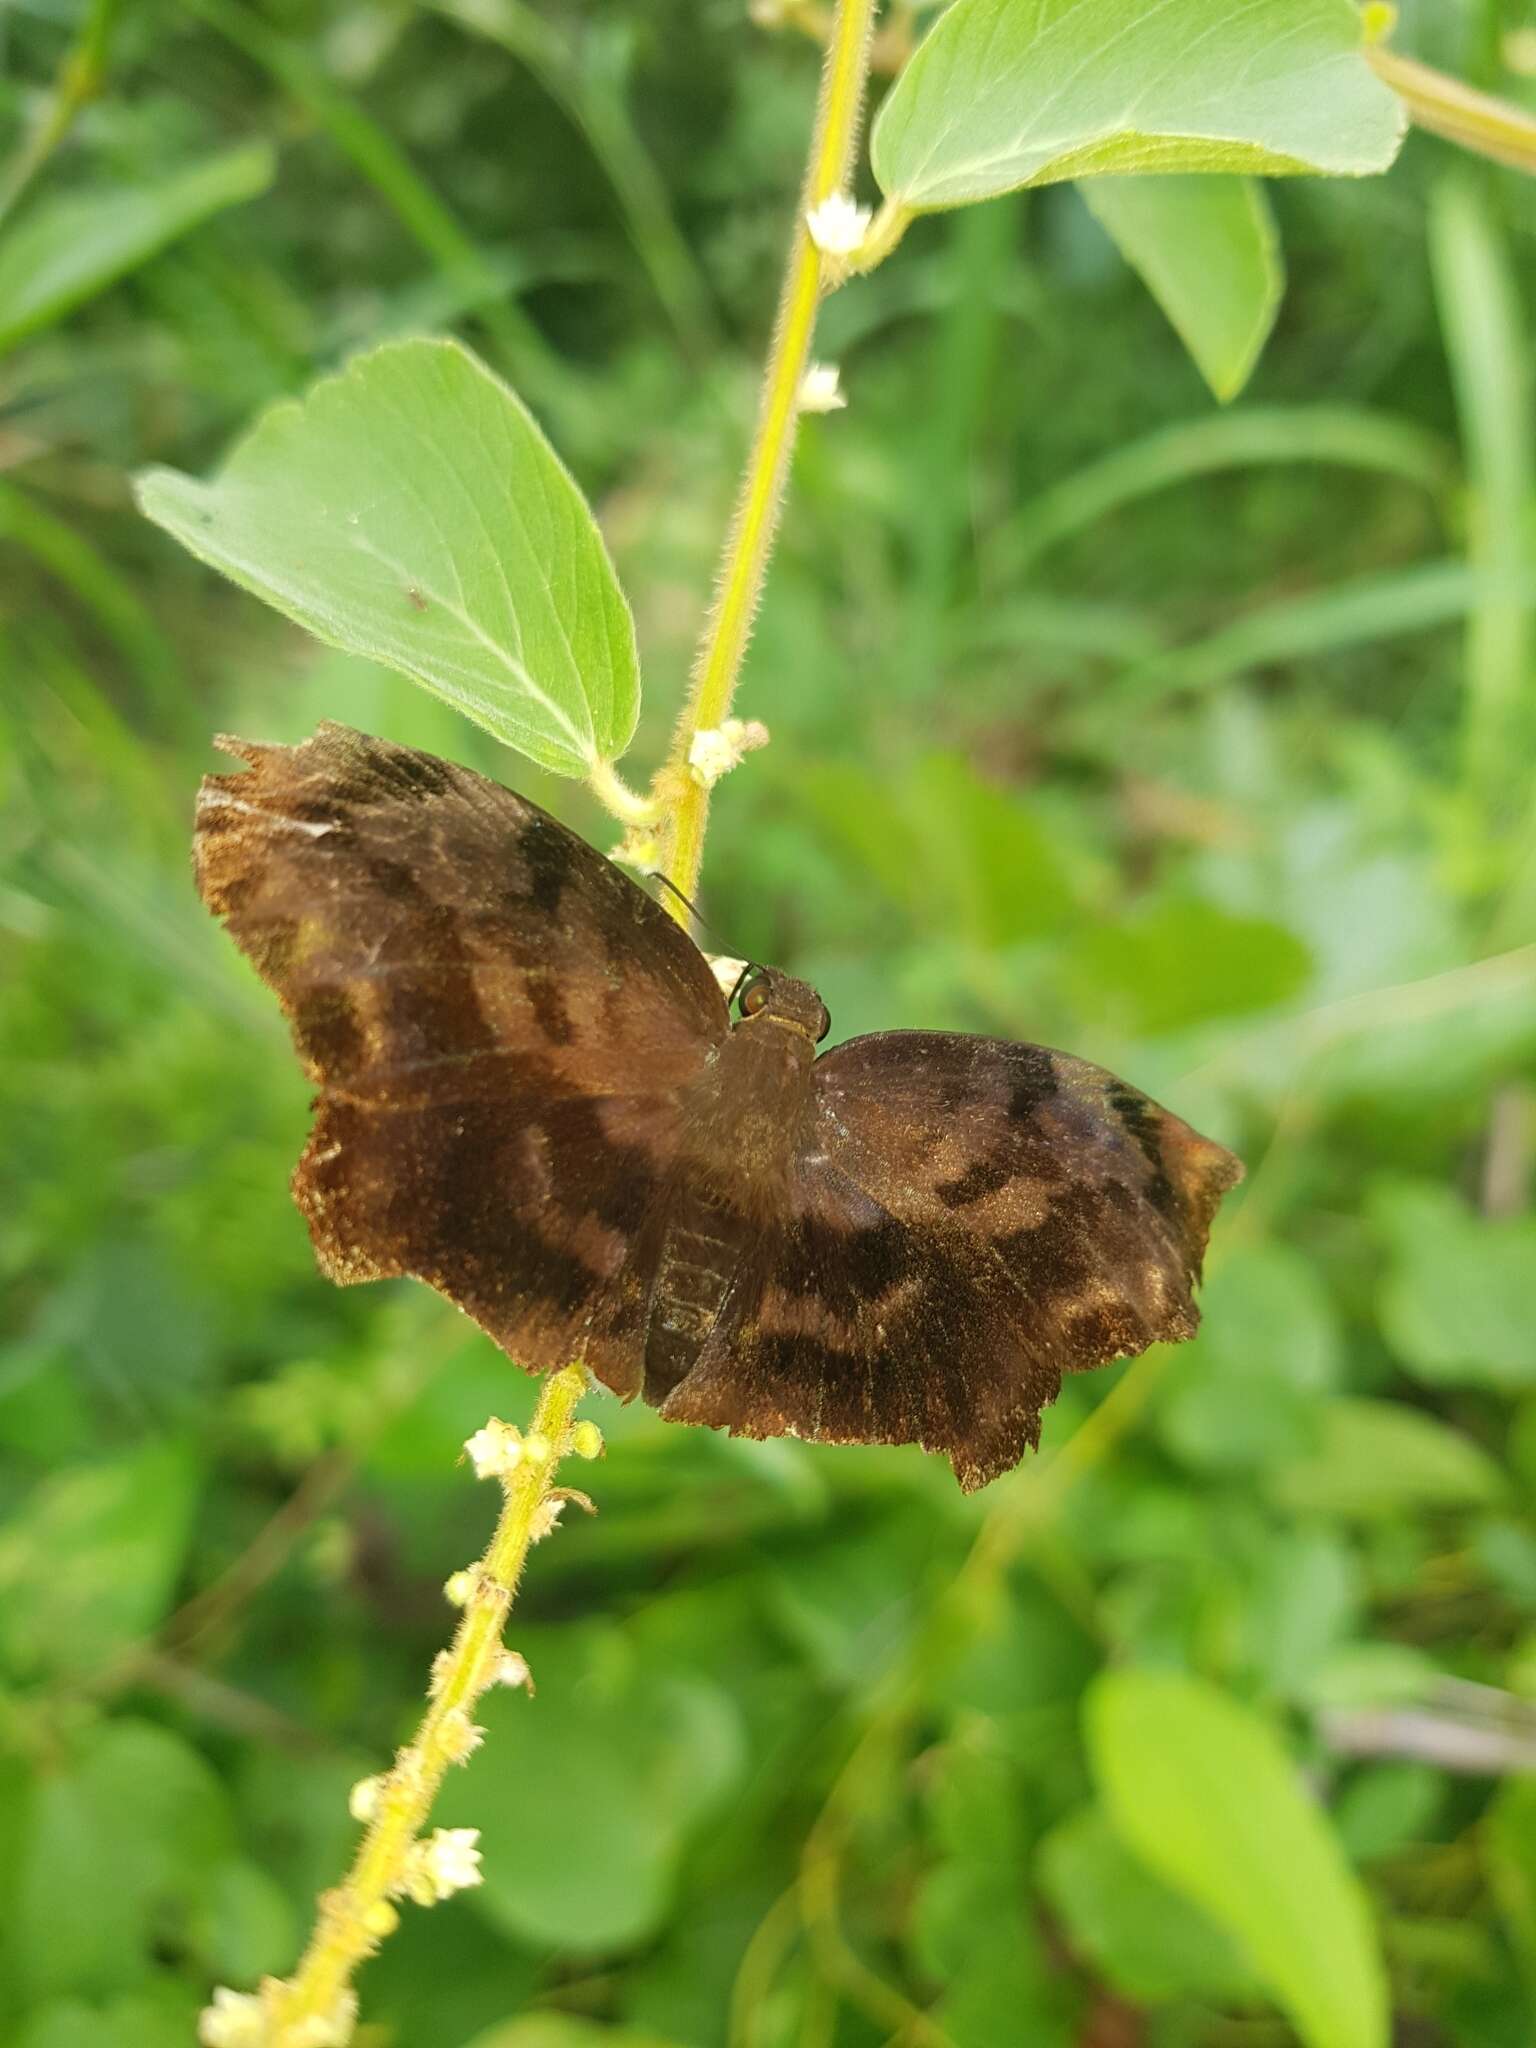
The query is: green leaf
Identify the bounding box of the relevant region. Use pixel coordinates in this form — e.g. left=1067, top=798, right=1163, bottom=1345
left=15, top=1986, right=201, bottom=2048
left=15, top=1721, right=233, bottom=2002
left=0, top=146, right=275, bottom=354
left=1069, top=894, right=1311, bottom=1037
left=1087, top=1669, right=1389, bottom=2048
left=1159, top=1242, right=1340, bottom=1475
left=798, top=752, right=1084, bottom=946
left=1267, top=1398, right=1507, bottom=1519
left=1082, top=176, right=1282, bottom=402
left=186, top=1861, right=298, bottom=1986
left=1038, top=1805, right=1259, bottom=2004
left=1487, top=1778, right=1536, bottom=1984
left=1373, top=1182, right=1536, bottom=1390
left=872, top=0, right=1405, bottom=211
left=1334, top=1765, right=1443, bottom=1864
left=0, top=1438, right=200, bottom=1680
left=136, top=337, right=640, bottom=774
left=438, top=1631, right=743, bottom=1954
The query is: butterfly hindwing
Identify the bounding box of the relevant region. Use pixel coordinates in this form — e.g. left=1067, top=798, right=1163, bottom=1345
left=194, top=723, right=727, bottom=1389
left=663, top=1031, right=1242, bottom=1489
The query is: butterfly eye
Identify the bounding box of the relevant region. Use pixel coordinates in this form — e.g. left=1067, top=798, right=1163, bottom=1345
left=738, top=968, right=770, bottom=1017
left=815, top=1005, right=831, bottom=1044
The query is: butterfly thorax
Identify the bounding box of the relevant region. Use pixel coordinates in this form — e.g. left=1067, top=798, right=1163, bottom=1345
left=641, top=1012, right=818, bottom=1403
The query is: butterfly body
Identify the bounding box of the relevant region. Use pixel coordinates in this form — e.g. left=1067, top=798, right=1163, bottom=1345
left=196, top=723, right=1243, bottom=1490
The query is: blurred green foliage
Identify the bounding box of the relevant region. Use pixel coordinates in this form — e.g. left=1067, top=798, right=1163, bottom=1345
left=2, top=1, right=1536, bottom=2045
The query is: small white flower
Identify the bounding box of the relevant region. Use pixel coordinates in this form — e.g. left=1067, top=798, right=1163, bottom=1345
left=439, top=1707, right=485, bottom=1762
left=464, top=1417, right=523, bottom=1480
left=198, top=1988, right=268, bottom=2048
left=495, top=1648, right=534, bottom=1692
left=403, top=1826, right=484, bottom=1904
left=443, top=1568, right=476, bottom=1607
left=806, top=193, right=871, bottom=258
left=688, top=718, right=771, bottom=791
left=348, top=1774, right=383, bottom=1823
left=521, top=1430, right=552, bottom=1467
left=288, top=2005, right=357, bottom=2048
left=799, top=361, right=846, bottom=414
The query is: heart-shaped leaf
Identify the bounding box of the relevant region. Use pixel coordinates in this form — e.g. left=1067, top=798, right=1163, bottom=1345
left=137, top=337, right=640, bottom=776
left=872, top=0, right=1405, bottom=211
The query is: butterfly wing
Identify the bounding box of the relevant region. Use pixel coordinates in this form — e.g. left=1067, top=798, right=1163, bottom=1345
left=195, top=722, right=728, bottom=1392
left=661, top=1031, right=1242, bottom=1489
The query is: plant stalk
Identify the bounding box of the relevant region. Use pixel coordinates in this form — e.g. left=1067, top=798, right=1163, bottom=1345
left=657, top=0, right=880, bottom=911
left=241, top=1365, right=591, bottom=2047
left=1369, top=47, right=1536, bottom=174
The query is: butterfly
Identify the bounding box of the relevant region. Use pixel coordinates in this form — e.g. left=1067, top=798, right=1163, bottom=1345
left=194, top=722, right=1242, bottom=1491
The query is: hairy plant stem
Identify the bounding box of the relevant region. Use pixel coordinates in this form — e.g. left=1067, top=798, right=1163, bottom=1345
left=255, top=1365, right=591, bottom=2047
left=655, top=0, right=879, bottom=913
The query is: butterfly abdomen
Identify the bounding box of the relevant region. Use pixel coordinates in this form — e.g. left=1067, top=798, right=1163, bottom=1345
left=641, top=1019, right=817, bottom=1403
left=644, top=1191, right=745, bottom=1402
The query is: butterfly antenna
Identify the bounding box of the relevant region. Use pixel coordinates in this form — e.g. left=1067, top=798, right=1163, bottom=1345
left=647, top=873, right=760, bottom=1008
left=648, top=871, right=716, bottom=938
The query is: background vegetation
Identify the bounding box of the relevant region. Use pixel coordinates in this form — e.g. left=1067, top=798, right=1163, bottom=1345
left=3, top=1, right=1536, bottom=2043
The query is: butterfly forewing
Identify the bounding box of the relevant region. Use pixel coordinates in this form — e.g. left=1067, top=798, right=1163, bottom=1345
left=194, top=723, right=727, bottom=1390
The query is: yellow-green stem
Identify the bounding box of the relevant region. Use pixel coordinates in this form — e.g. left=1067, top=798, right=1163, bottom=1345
left=588, top=752, right=664, bottom=829
left=659, top=0, right=879, bottom=912
left=1369, top=47, right=1536, bottom=174
left=267, top=1365, right=589, bottom=2044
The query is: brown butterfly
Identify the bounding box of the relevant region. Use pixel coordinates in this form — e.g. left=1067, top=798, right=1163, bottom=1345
left=195, top=722, right=1242, bottom=1490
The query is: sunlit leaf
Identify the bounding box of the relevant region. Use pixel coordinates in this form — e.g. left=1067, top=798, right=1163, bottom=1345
left=0, top=146, right=275, bottom=354
left=872, top=0, right=1405, bottom=210
left=1088, top=1669, right=1388, bottom=2048
left=1039, top=1805, right=1259, bottom=2004
left=1082, top=177, right=1282, bottom=401
left=137, top=337, right=640, bottom=775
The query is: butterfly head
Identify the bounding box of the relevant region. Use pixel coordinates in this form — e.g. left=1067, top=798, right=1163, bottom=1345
left=735, top=966, right=831, bottom=1046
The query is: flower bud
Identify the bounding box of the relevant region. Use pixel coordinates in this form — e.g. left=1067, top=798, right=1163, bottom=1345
left=348, top=1774, right=383, bottom=1823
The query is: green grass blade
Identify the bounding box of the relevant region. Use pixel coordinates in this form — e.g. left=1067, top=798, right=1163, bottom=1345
left=1428, top=171, right=1534, bottom=818
left=986, top=406, right=1454, bottom=585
